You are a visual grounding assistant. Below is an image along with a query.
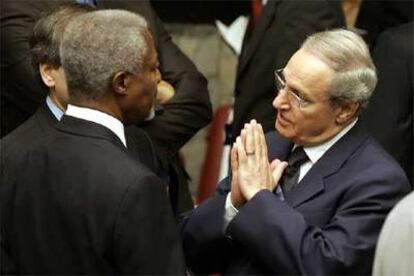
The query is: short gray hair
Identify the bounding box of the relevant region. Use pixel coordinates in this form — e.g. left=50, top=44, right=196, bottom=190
left=301, top=29, right=377, bottom=110
left=60, top=9, right=148, bottom=101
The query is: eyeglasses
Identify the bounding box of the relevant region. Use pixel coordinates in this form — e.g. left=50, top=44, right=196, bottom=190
left=274, top=68, right=331, bottom=109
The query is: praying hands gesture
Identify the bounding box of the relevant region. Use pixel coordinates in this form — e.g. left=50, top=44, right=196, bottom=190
left=230, top=120, right=288, bottom=208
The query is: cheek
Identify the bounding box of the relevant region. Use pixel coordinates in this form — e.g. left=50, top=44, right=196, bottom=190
left=299, top=109, right=335, bottom=137
left=142, top=76, right=157, bottom=98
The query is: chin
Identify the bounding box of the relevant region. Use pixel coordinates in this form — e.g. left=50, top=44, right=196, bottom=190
left=276, top=120, right=295, bottom=140
left=275, top=119, right=287, bottom=135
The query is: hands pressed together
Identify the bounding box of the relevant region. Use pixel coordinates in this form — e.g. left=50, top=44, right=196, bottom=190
left=230, top=120, right=288, bottom=208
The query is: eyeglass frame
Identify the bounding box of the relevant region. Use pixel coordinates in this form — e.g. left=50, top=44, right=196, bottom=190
left=274, top=68, right=333, bottom=109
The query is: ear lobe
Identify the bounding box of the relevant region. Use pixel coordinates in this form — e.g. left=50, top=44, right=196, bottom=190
left=39, top=63, right=56, bottom=88
left=112, top=72, right=129, bottom=95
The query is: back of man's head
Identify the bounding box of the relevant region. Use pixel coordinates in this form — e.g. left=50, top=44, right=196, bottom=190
left=301, top=29, right=377, bottom=111
left=60, top=9, right=149, bottom=102
left=30, top=4, right=94, bottom=76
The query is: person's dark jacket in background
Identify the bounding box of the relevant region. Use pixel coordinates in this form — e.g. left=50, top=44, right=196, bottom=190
left=362, top=22, right=413, bottom=185
left=355, top=1, right=413, bottom=49
left=0, top=0, right=67, bottom=137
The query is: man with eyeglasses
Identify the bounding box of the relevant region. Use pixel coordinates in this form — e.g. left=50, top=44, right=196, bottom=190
left=181, top=29, right=410, bottom=275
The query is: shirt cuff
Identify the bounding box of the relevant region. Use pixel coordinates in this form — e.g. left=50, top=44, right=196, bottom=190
left=223, top=192, right=239, bottom=232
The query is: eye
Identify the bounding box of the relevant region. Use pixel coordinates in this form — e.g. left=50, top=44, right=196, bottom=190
left=292, top=89, right=310, bottom=103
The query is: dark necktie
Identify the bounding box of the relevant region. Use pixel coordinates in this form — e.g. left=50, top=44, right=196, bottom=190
left=281, top=147, right=309, bottom=193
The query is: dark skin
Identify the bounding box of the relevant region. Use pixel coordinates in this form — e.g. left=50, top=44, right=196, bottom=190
left=70, top=29, right=160, bottom=126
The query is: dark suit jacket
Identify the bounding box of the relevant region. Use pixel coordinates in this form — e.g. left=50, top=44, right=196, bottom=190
left=1, top=115, right=185, bottom=274
left=355, top=1, right=413, bottom=49
left=361, top=22, right=413, bottom=185
left=181, top=121, right=410, bottom=275
left=0, top=104, right=177, bottom=274
left=232, top=0, right=345, bottom=140
left=1, top=104, right=160, bottom=178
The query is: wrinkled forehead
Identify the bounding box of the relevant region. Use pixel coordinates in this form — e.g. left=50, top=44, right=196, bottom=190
left=284, top=49, right=335, bottom=96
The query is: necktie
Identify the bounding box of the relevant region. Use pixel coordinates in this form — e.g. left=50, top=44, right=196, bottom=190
left=281, top=147, right=309, bottom=193
left=251, top=0, right=263, bottom=28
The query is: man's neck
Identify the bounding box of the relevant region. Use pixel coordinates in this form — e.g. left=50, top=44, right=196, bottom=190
left=49, top=94, right=66, bottom=113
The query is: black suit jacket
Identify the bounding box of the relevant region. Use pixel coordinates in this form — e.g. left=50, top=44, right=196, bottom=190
left=355, top=1, right=413, bottom=49
left=1, top=115, right=185, bottom=274
left=181, top=121, right=410, bottom=275
left=362, top=22, right=413, bottom=184
left=1, top=104, right=160, bottom=178
left=232, top=0, right=345, bottom=140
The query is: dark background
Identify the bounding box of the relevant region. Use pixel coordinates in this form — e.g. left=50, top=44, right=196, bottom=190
left=151, top=0, right=250, bottom=24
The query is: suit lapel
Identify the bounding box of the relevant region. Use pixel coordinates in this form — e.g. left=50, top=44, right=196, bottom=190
left=284, top=121, right=370, bottom=207
left=237, top=0, right=280, bottom=77
left=56, top=115, right=127, bottom=151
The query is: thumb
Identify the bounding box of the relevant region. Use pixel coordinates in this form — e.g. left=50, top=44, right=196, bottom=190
left=271, top=159, right=288, bottom=183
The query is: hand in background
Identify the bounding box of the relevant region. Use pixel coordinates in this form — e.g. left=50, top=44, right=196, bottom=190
left=156, top=80, right=175, bottom=104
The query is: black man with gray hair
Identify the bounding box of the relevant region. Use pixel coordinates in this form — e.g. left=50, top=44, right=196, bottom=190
left=1, top=10, right=184, bottom=274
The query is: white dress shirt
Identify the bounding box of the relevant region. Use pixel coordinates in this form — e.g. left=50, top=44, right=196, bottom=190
left=223, top=119, right=358, bottom=230
left=65, top=104, right=127, bottom=147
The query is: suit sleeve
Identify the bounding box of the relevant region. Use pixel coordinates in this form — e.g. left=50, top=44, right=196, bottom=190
left=181, top=177, right=235, bottom=274
left=113, top=173, right=185, bottom=274
left=226, top=171, right=409, bottom=275
left=139, top=3, right=212, bottom=158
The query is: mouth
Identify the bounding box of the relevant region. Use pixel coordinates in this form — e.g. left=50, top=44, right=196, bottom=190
left=276, top=112, right=291, bottom=126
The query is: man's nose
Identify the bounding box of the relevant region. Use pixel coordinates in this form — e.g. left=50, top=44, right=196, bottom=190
left=273, top=89, right=289, bottom=110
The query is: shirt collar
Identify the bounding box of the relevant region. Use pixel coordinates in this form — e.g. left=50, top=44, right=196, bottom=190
left=46, top=96, right=64, bottom=121
left=301, top=119, right=358, bottom=164
left=65, top=104, right=127, bottom=147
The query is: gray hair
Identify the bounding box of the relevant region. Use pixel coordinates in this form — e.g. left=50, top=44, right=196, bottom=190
left=301, top=29, right=377, bottom=110
left=60, top=9, right=148, bottom=101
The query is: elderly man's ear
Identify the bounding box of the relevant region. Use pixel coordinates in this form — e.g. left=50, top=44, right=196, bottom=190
left=112, top=71, right=130, bottom=95
left=336, top=102, right=360, bottom=124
